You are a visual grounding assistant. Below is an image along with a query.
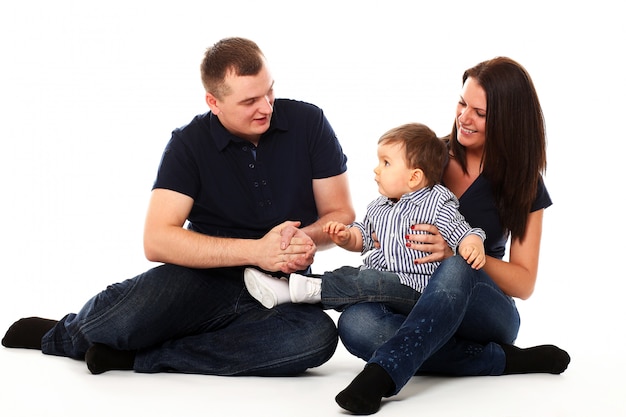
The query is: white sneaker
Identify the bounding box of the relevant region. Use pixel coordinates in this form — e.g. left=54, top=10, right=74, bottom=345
left=244, top=268, right=291, bottom=308
left=289, top=274, right=322, bottom=304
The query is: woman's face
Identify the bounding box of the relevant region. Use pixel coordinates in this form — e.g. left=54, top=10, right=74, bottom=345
left=456, top=77, right=487, bottom=151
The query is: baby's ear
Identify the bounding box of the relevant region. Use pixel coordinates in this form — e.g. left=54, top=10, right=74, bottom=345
left=409, top=168, right=424, bottom=187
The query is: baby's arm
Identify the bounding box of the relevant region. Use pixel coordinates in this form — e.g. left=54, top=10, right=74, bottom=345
left=323, top=221, right=363, bottom=252
left=458, top=234, right=486, bottom=270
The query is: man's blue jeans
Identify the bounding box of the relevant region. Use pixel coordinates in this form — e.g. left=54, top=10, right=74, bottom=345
left=41, top=264, right=338, bottom=375
left=337, top=256, right=520, bottom=393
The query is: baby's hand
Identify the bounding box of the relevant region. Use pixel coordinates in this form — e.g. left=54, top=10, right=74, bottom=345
left=458, top=243, right=486, bottom=270
left=323, top=221, right=351, bottom=246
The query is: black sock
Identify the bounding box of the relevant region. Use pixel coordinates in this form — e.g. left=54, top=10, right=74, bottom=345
left=502, top=344, right=570, bottom=375
left=2, top=317, right=58, bottom=349
left=85, top=343, right=136, bottom=375
left=335, top=363, right=395, bottom=415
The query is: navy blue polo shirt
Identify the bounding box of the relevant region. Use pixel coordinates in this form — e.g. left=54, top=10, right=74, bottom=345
left=152, top=99, right=348, bottom=240
left=455, top=174, right=552, bottom=259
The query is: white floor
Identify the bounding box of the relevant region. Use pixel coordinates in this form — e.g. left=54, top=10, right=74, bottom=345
left=1, top=309, right=621, bottom=417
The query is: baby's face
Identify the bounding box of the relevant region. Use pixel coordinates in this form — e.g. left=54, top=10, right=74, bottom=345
left=373, top=141, right=414, bottom=200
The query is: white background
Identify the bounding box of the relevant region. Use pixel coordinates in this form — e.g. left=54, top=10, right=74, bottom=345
left=1, top=1, right=624, bottom=416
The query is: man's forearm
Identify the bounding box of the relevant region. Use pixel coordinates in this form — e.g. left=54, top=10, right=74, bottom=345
left=144, top=227, right=257, bottom=268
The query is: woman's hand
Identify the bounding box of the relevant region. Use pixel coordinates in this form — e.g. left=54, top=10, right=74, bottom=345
left=406, top=224, right=454, bottom=264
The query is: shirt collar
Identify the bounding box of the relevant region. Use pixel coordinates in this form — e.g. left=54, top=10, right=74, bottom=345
left=208, top=101, right=289, bottom=151
left=376, top=186, right=431, bottom=206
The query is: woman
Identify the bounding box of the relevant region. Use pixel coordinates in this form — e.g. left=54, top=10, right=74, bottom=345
left=334, top=57, right=570, bottom=415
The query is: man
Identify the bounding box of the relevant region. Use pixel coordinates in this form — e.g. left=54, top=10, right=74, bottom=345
left=2, top=37, right=355, bottom=376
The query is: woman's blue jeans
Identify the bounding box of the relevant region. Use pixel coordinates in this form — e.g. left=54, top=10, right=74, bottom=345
left=337, top=256, right=520, bottom=394
left=41, top=264, right=338, bottom=375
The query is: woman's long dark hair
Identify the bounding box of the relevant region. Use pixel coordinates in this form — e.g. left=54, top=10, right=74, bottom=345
left=448, top=57, right=546, bottom=240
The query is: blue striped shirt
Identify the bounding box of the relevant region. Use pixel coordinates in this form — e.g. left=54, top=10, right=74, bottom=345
left=351, top=184, right=486, bottom=292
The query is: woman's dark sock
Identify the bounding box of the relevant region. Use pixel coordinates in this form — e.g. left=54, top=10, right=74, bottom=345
left=2, top=317, right=58, bottom=349
left=85, top=343, right=136, bottom=375
left=502, top=344, right=570, bottom=375
left=335, top=363, right=395, bottom=415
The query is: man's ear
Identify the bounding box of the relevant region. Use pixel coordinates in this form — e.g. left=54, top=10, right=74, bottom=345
left=409, top=168, right=424, bottom=188
left=205, top=92, right=220, bottom=114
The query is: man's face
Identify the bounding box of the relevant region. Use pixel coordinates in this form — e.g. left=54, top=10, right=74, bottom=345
left=206, top=61, right=275, bottom=144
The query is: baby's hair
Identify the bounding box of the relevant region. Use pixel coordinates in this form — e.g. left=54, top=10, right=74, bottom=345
left=378, top=123, right=448, bottom=187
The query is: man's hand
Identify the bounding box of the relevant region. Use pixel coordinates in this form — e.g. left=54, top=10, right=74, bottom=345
left=264, top=221, right=316, bottom=273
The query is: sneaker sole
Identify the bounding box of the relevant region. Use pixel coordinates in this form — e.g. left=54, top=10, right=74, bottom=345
left=244, top=270, right=278, bottom=309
